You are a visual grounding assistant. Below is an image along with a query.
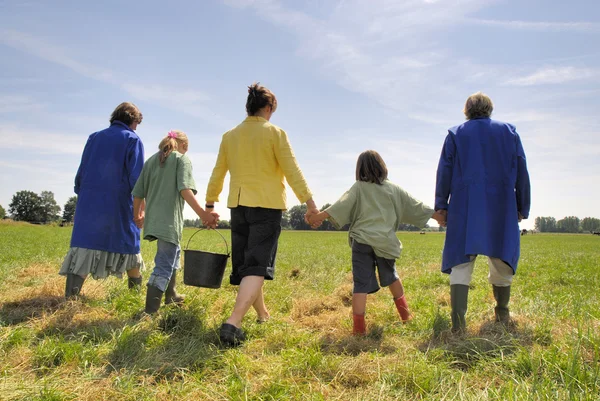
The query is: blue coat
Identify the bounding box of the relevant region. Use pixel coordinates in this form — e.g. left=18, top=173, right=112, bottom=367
left=70, top=122, right=145, bottom=254
left=435, top=117, right=530, bottom=273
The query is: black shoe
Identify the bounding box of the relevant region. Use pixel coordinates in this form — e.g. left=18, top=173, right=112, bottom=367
left=164, top=270, right=186, bottom=305
left=128, top=276, right=143, bottom=290
left=220, top=323, right=246, bottom=347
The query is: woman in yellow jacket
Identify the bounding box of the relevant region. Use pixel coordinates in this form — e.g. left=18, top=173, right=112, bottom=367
left=206, top=83, right=318, bottom=346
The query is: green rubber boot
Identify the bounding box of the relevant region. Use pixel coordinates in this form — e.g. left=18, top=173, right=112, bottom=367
left=145, top=285, right=164, bottom=315
left=493, top=285, right=511, bottom=325
left=450, top=284, right=469, bottom=333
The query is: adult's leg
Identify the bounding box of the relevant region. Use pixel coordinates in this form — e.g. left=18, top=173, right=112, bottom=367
left=449, top=257, right=476, bottom=332
left=225, top=275, right=265, bottom=327
left=252, top=285, right=270, bottom=322
left=488, top=257, right=514, bottom=324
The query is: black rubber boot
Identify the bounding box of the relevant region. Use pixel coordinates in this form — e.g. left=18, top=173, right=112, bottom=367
left=164, top=270, right=186, bottom=305
left=65, top=274, right=86, bottom=299
left=144, top=285, right=164, bottom=314
left=493, top=285, right=511, bottom=324
left=450, top=284, right=469, bottom=333
left=128, top=275, right=143, bottom=290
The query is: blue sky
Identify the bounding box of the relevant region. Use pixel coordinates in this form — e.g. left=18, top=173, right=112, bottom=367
left=1, top=0, right=599, bottom=229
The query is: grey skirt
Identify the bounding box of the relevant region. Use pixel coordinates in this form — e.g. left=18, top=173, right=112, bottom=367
left=59, top=247, right=145, bottom=279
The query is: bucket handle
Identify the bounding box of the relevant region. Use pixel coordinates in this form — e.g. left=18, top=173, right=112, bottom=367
left=185, top=228, right=230, bottom=256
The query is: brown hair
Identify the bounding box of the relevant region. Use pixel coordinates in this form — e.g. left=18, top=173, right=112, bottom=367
left=158, top=130, right=189, bottom=166
left=356, top=150, right=388, bottom=185
left=110, top=102, right=143, bottom=126
left=246, top=82, right=277, bottom=116
left=463, top=92, right=494, bottom=120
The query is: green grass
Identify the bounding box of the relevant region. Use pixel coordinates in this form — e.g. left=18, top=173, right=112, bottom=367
left=0, top=221, right=599, bottom=400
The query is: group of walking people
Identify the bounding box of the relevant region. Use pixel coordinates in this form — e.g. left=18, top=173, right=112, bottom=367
left=59, top=84, right=530, bottom=346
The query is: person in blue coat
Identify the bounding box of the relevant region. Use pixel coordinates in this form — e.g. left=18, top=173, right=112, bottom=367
left=59, top=102, right=146, bottom=298
left=435, top=92, right=531, bottom=332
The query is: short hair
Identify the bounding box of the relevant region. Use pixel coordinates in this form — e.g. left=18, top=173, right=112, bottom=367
left=110, top=102, right=143, bottom=126
left=356, top=150, right=388, bottom=185
left=463, top=92, right=493, bottom=120
left=246, top=82, right=277, bottom=116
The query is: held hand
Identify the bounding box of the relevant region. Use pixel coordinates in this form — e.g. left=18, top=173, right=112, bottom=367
left=432, top=209, right=447, bottom=227
left=201, top=210, right=219, bottom=228
left=304, top=208, right=319, bottom=226
left=307, top=212, right=325, bottom=229
left=133, top=213, right=144, bottom=229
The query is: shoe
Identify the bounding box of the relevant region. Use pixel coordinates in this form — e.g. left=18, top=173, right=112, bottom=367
left=450, top=284, right=469, bottom=333
left=145, top=285, right=164, bottom=314
left=128, top=275, right=143, bottom=290
left=394, top=295, right=412, bottom=322
left=65, top=274, right=86, bottom=299
left=352, top=314, right=366, bottom=336
left=220, top=323, right=246, bottom=346
left=164, top=270, right=186, bottom=305
left=493, top=285, right=511, bottom=325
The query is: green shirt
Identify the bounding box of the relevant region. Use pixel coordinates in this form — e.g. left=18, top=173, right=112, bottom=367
left=132, top=151, right=197, bottom=245
left=326, top=180, right=434, bottom=260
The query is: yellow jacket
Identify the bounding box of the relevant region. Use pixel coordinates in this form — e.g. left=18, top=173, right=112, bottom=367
left=206, top=116, right=312, bottom=210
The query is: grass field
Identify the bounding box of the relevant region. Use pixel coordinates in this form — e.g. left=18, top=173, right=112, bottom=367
left=0, top=220, right=599, bottom=400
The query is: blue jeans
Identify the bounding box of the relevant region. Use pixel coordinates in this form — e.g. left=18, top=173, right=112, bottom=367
left=147, top=239, right=180, bottom=292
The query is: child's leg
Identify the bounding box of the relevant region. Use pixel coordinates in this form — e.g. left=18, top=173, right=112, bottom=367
left=390, top=279, right=411, bottom=322
left=351, top=241, right=380, bottom=335
left=376, top=256, right=411, bottom=322
left=145, top=240, right=178, bottom=314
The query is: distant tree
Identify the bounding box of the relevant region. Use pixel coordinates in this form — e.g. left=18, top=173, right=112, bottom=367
left=0, top=204, right=5, bottom=219
left=184, top=218, right=201, bottom=228
left=218, top=220, right=231, bottom=229
left=281, top=210, right=291, bottom=230
left=9, top=190, right=43, bottom=222
left=581, top=217, right=600, bottom=233
left=62, top=196, right=77, bottom=223
left=535, top=216, right=557, bottom=232
left=397, top=223, right=420, bottom=231
left=288, top=204, right=311, bottom=230
left=556, top=216, right=580, bottom=233
left=438, top=226, right=446, bottom=232
left=39, top=191, right=61, bottom=223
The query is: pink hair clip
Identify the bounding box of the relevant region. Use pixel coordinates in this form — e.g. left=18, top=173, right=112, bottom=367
left=167, top=130, right=177, bottom=138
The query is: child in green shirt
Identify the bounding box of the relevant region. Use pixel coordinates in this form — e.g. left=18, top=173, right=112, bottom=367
left=308, top=150, right=445, bottom=335
left=132, top=130, right=218, bottom=314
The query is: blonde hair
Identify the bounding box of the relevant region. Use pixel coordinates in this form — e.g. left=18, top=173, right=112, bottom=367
left=463, top=92, right=494, bottom=120
left=158, top=130, right=189, bottom=166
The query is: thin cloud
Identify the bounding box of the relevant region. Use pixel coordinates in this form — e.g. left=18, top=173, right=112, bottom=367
left=467, top=18, right=600, bottom=33
left=0, top=29, right=226, bottom=125
left=504, top=67, right=598, bottom=86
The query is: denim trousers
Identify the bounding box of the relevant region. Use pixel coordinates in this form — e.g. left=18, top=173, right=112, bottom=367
left=147, top=239, right=180, bottom=292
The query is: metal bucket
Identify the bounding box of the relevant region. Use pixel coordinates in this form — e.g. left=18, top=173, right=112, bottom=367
left=183, top=229, right=230, bottom=289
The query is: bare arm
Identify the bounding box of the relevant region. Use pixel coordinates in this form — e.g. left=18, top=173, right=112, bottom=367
left=181, top=189, right=219, bottom=227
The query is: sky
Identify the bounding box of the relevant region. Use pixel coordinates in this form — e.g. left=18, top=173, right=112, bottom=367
left=1, top=0, right=599, bottom=230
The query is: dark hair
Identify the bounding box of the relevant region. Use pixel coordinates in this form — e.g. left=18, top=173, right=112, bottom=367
left=246, top=82, right=277, bottom=116
left=356, top=150, right=388, bottom=185
left=110, top=102, right=143, bottom=126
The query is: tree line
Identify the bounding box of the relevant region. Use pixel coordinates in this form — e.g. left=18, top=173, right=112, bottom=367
left=5, top=190, right=77, bottom=224
left=535, top=216, right=600, bottom=233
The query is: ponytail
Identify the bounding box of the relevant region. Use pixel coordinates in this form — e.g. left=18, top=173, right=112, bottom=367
left=245, top=82, right=277, bottom=116
left=158, top=130, right=189, bottom=166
